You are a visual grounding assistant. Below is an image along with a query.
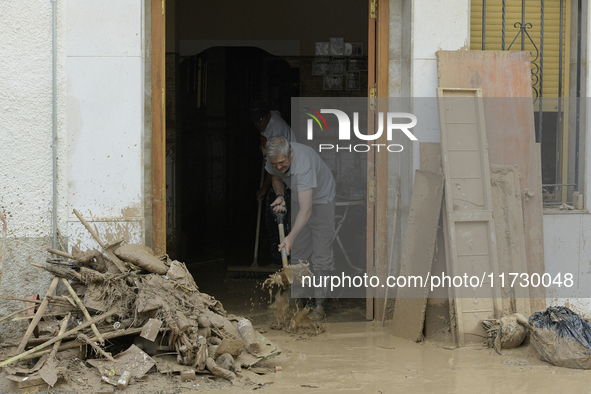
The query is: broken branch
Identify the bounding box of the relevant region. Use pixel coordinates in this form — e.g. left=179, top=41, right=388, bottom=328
left=73, top=209, right=128, bottom=273
left=0, top=305, right=36, bottom=324
left=61, top=278, right=105, bottom=345
left=47, top=248, right=75, bottom=260
left=31, top=263, right=82, bottom=281
left=10, top=327, right=145, bottom=363
left=0, top=295, right=43, bottom=304
left=77, top=333, right=115, bottom=362
left=0, top=309, right=117, bottom=367
left=50, top=313, right=71, bottom=358
left=15, top=277, right=60, bottom=354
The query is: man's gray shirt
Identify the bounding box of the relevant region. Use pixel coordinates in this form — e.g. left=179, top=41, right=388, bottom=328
left=266, top=142, right=336, bottom=205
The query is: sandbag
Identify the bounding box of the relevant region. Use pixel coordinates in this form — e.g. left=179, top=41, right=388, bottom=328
left=529, top=306, right=591, bottom=369
left=114, top=244, right=168, bottom=275
left=483, top=313, right=528, bottom=354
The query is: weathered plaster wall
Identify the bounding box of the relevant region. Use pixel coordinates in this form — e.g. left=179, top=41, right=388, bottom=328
left=543, top=212, right=591, bottom=318
left=66, top=0, right=146, bottom=250
left=0, top=0, right=68, bottom=340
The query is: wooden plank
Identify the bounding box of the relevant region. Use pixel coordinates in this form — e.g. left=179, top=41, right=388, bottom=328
left=152, top=0, right=166, bottom=255
left=437, top=88, right=503, bottom=345
left=490, top=164, right=531, bottom=317
left=420, top=143, right=442, bottom=174
left=420, top=143, right=454, bottom=340
left=528, top=144, right=545, bottom=312
left=391, top=170, right=444, bottom=342
left=436, top=50, right=545, bottom=313
left=376, top=0, right=390, bottom=97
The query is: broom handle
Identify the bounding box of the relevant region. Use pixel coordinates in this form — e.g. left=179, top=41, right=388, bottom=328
left=278, top=223, right=288, bottom=268
left=253, top=162, right=266, bottom=266
left=382, top=176, right=400, bottom=326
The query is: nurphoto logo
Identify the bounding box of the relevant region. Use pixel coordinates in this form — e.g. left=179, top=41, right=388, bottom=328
left=303, top=108, right=418, bottom=153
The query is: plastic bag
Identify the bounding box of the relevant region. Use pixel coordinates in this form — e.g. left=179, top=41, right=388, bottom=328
left=529, top=306, right=591, bottom=369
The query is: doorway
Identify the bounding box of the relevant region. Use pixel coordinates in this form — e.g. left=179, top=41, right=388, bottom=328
left=160, top=0, right=374, bottom=317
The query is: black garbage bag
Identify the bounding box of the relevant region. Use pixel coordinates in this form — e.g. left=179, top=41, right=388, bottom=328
left=529, top=306, right=591, bottom=369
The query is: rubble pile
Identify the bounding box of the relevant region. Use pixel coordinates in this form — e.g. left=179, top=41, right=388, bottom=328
left=0, top=213, right=280, bottom=391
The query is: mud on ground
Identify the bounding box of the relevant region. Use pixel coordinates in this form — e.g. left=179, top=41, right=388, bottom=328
left=2, top=287, right=591, bottom=393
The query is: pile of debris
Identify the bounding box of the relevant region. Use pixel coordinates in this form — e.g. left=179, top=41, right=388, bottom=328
left=0, top=210, right=279, bottom=391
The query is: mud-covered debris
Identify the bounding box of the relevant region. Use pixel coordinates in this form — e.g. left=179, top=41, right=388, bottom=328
left=0, top=236, right=280, bottom=390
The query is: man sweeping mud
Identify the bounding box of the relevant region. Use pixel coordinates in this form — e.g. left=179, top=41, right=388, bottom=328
left=264, top=135, right=336, bottom=321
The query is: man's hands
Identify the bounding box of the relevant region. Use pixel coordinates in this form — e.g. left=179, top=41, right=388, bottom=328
left=270, top=195, right=286, bottom=213
left=278, top=233, right=293, bottom=256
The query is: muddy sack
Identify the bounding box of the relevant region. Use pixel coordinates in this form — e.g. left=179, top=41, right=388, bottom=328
left=483, top=314, right=528, bottom=354
left=529, top=306, right=591, bottom=369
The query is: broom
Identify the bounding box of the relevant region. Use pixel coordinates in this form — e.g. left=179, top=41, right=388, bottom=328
left=226, top=161, right=280, bottom=279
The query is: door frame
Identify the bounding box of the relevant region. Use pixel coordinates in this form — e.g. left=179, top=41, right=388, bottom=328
left=366, top=0, right=389, bottom=320
left=151, top=0, right=166, bottom=255
left=150, top=1, right=389, bottom=315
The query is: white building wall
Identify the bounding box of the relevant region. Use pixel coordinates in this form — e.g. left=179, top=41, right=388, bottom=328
left=0, top=0, right=146, bottom=341
left=410, top=0, right=471, bottom=172
left=66, top=0, right=145, bottom=250
left=543, top=213, right=591, bottom=318
left=0, top=0, right=68, bottom=340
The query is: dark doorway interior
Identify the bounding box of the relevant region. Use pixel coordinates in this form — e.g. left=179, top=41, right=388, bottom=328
left=175, top=47, right=299, bottom=267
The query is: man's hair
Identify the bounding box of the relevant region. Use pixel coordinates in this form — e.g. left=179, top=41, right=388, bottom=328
left=265, top=136, right=291, bottom=159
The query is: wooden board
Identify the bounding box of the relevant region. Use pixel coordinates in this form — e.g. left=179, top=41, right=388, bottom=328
left=391, top=170, right=444, bottom=342
left=420, top=143, right=453, bottom=339
left=436, top=50, right=545, bottom=313
left=490, top=164, right=531, bottom=317
left=437, top=88, right=503, bottom=345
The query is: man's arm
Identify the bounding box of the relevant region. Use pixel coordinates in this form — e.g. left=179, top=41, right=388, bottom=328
left=277, top=188, right=312, bottom=256
left=269, top=174, right=287, bottom=211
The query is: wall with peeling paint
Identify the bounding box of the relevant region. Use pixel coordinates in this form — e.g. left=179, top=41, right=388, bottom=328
left=0, top=0, right=69, bottom=340
left=66, top=0, right=146, bottom=250
left=0, top=1, right=147, bottom=341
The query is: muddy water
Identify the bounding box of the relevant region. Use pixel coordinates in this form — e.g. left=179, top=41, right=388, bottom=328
left=4, top=272, right=589, bottom=393
left=194, top=277, right=591, bottom=393
left=203, top=320, right=589, bottom=393
left=4, top=317, right=590, bottom=393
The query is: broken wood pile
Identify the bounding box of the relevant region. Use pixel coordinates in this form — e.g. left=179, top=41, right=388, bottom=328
left=0, top=210, right=279, bottom=391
